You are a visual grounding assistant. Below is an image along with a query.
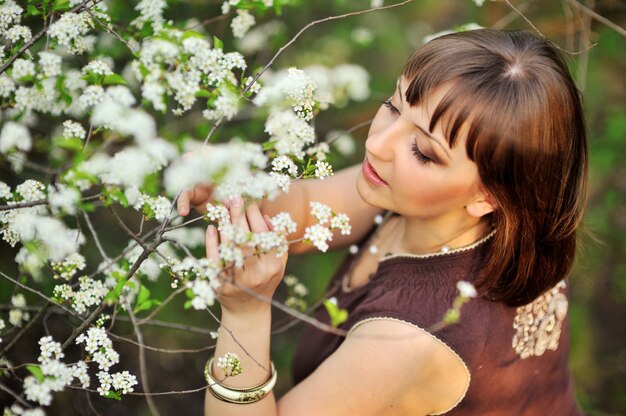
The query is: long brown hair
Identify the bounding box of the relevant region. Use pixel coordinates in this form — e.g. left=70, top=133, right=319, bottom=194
left=402, top=29, right=588, bottom=306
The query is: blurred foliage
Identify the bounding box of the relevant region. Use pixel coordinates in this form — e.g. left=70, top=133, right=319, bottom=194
left=0, top=0, right=624, bottom=414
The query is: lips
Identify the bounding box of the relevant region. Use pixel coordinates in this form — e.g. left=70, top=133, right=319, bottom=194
left=362, top=157, right=387, bottom=186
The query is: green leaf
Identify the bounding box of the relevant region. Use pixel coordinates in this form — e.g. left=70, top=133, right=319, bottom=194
left=135, top=299, right=161, bottom=313
left=185, top=288, right=195, bottom=299
left=103, top=74, right=127, bottom=86
left=322, top=299, right=348, bottom=327
left=102, top=390, right=122, bottom=401
left=212, top=36, right=223, bottom=50
left=104, top=278, right=127, bottom=304
left=26, top=365, right=44, bottom=383
left=54, top=136, right=83, bottom=151
left=183, top=299, right=193, bottom=310
left=81, top=73, right=101, bottom=85
left=136, top=284, right=150, bottom=306
left=52, top=0, right=70, bottom=11
left=195, top=89, right=212, bottom=98
left=26, top=4, right=41, bottom=16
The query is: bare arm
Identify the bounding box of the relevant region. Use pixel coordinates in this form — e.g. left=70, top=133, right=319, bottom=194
left=203, top=201, right=468, bottom=416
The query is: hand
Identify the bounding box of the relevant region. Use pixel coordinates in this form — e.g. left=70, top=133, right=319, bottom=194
left=177, top=183, right=214, bottom=217
left=206, top=196, right=288, bottom=315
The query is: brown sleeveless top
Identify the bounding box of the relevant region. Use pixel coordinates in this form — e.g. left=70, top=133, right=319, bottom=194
left=292, top=221, right=582, bottom=415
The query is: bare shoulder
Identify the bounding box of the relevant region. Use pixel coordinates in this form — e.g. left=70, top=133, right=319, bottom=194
left=278, top=319, right=470, bottom=416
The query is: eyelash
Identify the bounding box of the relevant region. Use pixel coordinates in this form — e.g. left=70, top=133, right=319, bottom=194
left=412, top=141, right=432, bottom=165
left=382, top=99, right=399, bottom=114
left=382, top=100, right=432, bottom=165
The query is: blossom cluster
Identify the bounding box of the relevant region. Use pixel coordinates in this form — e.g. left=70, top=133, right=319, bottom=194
left=22, top=336, right=90, bottom=407
left=283, top=274, right=308, bottom=311
left=54, top=276, right=109, bottom=315
left=216, top=352, right=243, bottom=377
left=131, top=28, right=247, bottom=117
left=51, top=252, right=86, bottom=280
left=8, top=294, right=30, bottom=327
left=304, top=202, right=352, bottom=252
left=76, top=327, right=138, bottom=396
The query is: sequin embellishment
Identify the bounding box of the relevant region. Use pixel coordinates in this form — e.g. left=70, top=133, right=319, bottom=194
left=512, top=281, right=568, bottom=359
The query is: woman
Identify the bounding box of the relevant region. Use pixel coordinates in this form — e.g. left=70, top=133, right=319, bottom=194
left=178, top=29, right=586, bottom=415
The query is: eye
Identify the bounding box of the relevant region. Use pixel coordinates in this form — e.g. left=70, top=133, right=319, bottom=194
left=411, top=140, right=432, bottom=165
left=382, top=99, right=400, bottom=115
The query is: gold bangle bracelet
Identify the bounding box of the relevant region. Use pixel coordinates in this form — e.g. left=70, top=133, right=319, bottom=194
left=204, top=357, right=277, bottom=404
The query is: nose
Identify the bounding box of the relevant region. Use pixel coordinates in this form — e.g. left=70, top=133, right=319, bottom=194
left=365, top=118, right=403, bottom=163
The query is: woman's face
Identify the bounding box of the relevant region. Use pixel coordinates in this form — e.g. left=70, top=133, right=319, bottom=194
left=356, top=76, right=487, bottom=221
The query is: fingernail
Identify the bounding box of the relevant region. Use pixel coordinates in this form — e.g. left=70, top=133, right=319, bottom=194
left=207, top=225, right=215, bottom=236
left=230, top=196, right=242, bottom=207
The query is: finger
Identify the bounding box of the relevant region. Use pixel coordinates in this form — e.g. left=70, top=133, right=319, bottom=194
left=264, top=214, right=274, bottom=232
left=177, top=189, right=191, bottom=216
left=228, top=196, right=249, bottom=232
left=205, top=225, right=220, bottom=262
left=246, top=204, right=270, bottom=233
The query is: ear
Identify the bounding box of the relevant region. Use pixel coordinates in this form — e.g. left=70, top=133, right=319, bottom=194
left=465, top=193, right=496, bottom=218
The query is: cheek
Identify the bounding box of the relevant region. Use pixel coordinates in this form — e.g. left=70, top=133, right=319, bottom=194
left=396, top=164, right=478, bottom=210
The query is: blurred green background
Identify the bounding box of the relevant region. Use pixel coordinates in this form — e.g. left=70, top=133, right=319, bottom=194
left=0, top=0, right=624, bottom=414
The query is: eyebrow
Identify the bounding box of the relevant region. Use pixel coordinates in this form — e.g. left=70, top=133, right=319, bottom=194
left=396, top=78, right=451, bottom=160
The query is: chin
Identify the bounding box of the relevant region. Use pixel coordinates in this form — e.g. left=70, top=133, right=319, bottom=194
left=356, top=173, right=386, bottom=209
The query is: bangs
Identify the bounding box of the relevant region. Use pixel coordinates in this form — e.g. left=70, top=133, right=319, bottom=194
left=401, top=30, right=558, bottom=165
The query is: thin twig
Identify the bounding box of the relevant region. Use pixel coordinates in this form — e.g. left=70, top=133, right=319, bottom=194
left=203, top=0, right=417, bottom=145
left=563, top=0, right=626, bottom=38
left=0, top=304, right=50, bottom=358
left=205, top=306, right=269, bottom=372
left=0, top=381, right=30, bottom=407
left=82, top=210, right=111, bottom=262
left=0, top=270, right=80, bottom=319
left=0, top=0, right=98, bottom=75
left=107, top=331, right=215, bottom=354
left=68, top=384, right=208, bottom=396
left=503, top=0, right=597, bottom=55
left=137, top=286, right=186, bottom=325
left=126, top=300, right=161, bottom=416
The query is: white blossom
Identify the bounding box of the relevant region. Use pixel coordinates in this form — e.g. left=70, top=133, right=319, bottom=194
left=457, top=280, right=478, bottom=298
left=0, top=181, right=11, bottom=199
left=271, top=155, right=298, bottom=176
left=132, top=0, right=168, bottom=33
left=16, top=179, right=45, bottom=202
left=0, top=75, right=16, bottom=97
left=79, top=85, right=105, bottom=110
left=304, top=223, right=333, bottom=252
left=0, top=1, right=23, bottom=34
left=36, top=54, right=62, bottom=82
left=270, top=212, right=297, bottom=235
left=216, top=352, right=242, bottom=376
left=330, top=213, right=352, bottom=235
left=82, top=59, right=113, bottom=76
left=48, top=184, right=80, bottom=215
left=11, top=59, right=35, bottom=81
left=264, top=109, right=316, bottom=158
left=0, top=122, right=31, bottom=153
left=48, top=12, right=94, bottom=54
left=231, top=9, right=255, bottom=39
left=5, top=25, right=31, bottom=43
left=62, top=120, right=87, bottom=140
left=189, top=279, right=217, bottom=309
left=310, top=201, right=332, bottom=224
left=38, top=336, right=64, bottom=364
left=314, top=160, right=333, bottom=180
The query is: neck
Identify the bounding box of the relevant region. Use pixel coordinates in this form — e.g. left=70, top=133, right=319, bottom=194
left=397, top=214, right=492, bottom=255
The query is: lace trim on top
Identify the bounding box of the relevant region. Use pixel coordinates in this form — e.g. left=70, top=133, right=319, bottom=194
left=380, top=227, right=497, bottom=262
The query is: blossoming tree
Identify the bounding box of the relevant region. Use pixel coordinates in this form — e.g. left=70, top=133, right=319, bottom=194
left=0, top=0, right=621, bottom=414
